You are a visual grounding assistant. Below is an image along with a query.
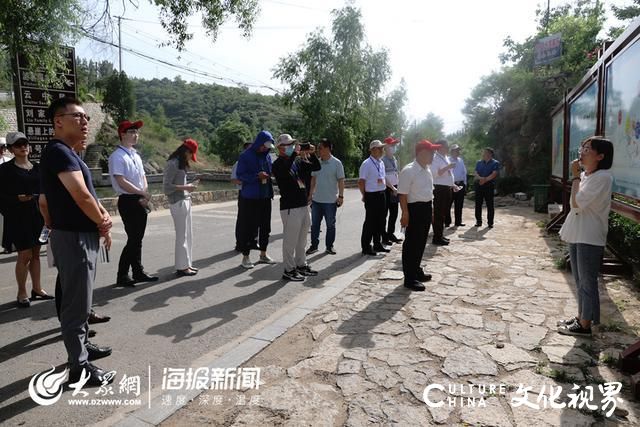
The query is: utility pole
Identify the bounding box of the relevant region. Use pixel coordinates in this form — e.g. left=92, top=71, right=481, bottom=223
left=545, top=0, right=551, bottom=32
left=118, top=16, right=122, bottom=72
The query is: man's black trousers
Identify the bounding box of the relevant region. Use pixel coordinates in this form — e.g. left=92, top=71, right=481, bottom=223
left=361, top=191, right=386, bottom=250
left=402, top=201, right=432, bottom=283
left=117, top=194, right=148, bottom=278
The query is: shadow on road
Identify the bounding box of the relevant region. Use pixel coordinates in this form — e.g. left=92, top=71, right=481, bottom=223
left=145, top=279, right=288, bottom=343
left=336, top=286, right=410, bottom=349
left=0, top=363, right=67, bottom=424
left=0, top=327, right=61, bottom=364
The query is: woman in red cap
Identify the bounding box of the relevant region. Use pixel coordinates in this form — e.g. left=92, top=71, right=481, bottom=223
left=163, top=139, right=199, bottom=276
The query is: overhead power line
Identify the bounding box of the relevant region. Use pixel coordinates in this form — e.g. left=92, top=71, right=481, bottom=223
left=119, top=22, right=276, bottom=89
left=80, top=29, right=281, bottom=94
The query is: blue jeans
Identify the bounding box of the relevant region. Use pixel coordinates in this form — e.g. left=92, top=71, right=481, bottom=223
left=569, top=243, right=604, bottom=324
left=311, top=201, right=337, bottom=249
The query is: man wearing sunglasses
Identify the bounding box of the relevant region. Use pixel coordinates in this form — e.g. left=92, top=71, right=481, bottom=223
left=40, top=97, right=114, bottom=386
left=108, top=120, right=158, bottom=287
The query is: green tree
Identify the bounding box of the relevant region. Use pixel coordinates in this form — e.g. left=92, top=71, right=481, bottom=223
left=460, top=1, right=606, bottom=186
left=102, top=71, right=135, bottom=122
left=0, top=0, right=260, bottom=82
left=274, top=5, right=397, bottom=174
left=213, top=114, right=252, bottom=165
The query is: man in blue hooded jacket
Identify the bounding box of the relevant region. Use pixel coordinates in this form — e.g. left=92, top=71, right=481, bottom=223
left=236, top=131, right=277, bottom=269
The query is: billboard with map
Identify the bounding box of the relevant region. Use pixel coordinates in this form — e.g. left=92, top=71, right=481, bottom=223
left=604, top=37, right=640, bottom=198
left=568, top=81, right=598, bottom=172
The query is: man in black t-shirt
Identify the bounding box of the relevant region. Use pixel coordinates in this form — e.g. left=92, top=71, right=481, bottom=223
left=39, top=97, right=114, bottom=386
left=272, top=134, right=320, bottom=282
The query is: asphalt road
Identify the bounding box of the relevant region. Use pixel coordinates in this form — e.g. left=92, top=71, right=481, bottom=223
left=0, top=188, right=377, bottom=426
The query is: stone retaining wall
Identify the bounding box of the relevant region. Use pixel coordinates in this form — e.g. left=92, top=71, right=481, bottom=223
left=99, top=178, right=357, bottom=216
left=100, top=189, right=240, bottom=217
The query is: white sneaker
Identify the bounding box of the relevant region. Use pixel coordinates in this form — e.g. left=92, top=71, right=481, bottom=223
left=241, top=256, right=254, bottom=269
left=258, top=254, right=276, bottom=264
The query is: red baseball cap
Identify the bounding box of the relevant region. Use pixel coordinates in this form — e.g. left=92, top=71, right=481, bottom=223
left=415, top=139, right=441, bottom=154
left=182, top=138, right=199, bottom=162
left=383, top=136, right=399, bottom=145
left=118, top=120, right=144, bottom=135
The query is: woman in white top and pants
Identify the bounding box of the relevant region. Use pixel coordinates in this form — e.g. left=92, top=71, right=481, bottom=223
left=558, top=136, right=614, bottom=337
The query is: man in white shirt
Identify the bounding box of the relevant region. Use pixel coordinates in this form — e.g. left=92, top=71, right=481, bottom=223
left=398, top=140, right=440, bottom=291
left=358, top=140, right=388, bottom=255
left=448, top=144, right=468, bottom=227
left=429, top=139, right=459, bottom=245
left=108, top=120, right=158, bottom=287
left=382, top=137, right=402, bottom=244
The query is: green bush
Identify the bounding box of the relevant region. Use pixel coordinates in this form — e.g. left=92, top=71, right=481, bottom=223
left=608, top=212, right=640, bottom=264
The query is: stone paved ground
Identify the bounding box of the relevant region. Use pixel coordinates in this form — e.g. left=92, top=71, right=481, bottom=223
left=164, top=203, right=640, bottom=426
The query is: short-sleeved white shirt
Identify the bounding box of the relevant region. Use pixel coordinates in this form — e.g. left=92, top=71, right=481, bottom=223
left=559, top=169, right=613, bottom=247
left=397, top=161, right=434, bottom=203
left=359, top=156, right=386, bottom=192
left=108, top=145, right=146, bottom=195
left=430, top=152, right=454, bottom=186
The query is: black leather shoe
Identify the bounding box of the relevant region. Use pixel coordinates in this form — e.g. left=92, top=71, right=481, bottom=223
left=88, top=311, right=111, bottom=324
left=16, top=297, right=30, bottom=308
left=362, top=248, right=377, bottom=256
left=86, top=342, right=112, bottom=361
left=416, top=272, right=432, bottom=282
left=133, top=272, right=159, bottom=282
left=404, top=280, right=426, bottom=291
left=68, top=363, right=113, bottom=387
left=88, top=329, right=97, bottom=338
left=31, top=290, right=55, bottom=300
left=431, top=239, right=449, bottom=246
left=381, top=240, right=392, bottom=246
left=116, top=275, right=136, bottom=287
left=389, top=235, right=403, bottom=243
left=474, top=223, right=482, bottom=227
left=488, top=224, right=494, bottom=229
left=373, top=246, right=391, bottom=253
left=176, top=269, right=197, bottom=277
left=455, top=223, right=466, bottom=227
left=442, top=237, right=450, bottom=242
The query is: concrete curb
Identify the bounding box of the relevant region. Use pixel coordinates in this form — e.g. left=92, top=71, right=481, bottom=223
left=97, top=257, right=381, bottom=427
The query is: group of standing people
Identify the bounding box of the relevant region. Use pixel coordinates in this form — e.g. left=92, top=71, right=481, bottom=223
left=232, top=131, right=346, bottom=281
left=358, top=136, right=501, bottom=290
left=1, top=90, right=616, bottom=393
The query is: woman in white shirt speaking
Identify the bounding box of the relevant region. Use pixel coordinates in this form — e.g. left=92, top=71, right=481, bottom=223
left=558, top=136, right=614, bottom=337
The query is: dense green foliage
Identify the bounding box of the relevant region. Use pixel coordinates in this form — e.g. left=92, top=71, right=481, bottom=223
left=132, top=76, right=302, bottom=163
left=102, top=71, right=135, bottom=123
left=609, top=212, right=640, bottom=264
left=75, top=58, right=116, bottom=101
left=212, top=114, right=253, bottom=165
